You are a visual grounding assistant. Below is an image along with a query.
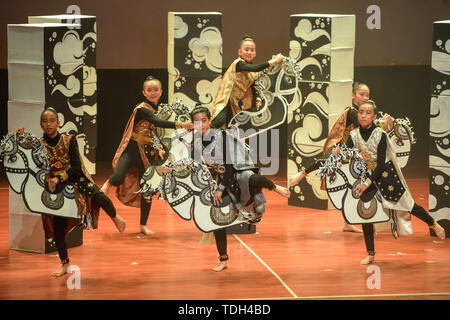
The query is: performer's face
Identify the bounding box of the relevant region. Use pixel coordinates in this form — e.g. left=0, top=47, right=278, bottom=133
left=192, top=112, right=211, bottom=136
left=357, top=104, right=377, bottom=128
left=352, top=85, right=370, bottom=107
left=238, top=41, right=256, bottom=63
left=142, top=80, right=163, bottom=105
left=40, top=111, right=59, bottom=138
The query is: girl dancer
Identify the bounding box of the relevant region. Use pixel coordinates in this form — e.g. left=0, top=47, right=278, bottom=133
left=211, top=35, right=284, bottom=129
left=333, top=100, right=445, bottom=264
left=19, top=107, right=126, bottom=276
left=191, top=106, right=290, bottom=271
left=101, top=76, right=193, bottom=234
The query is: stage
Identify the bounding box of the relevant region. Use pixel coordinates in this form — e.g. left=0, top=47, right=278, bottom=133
left=0, top=164, right=448, bottom=301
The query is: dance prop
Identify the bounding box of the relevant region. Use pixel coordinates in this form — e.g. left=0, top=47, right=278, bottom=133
left=319, top=147, right=393, bottom=228
left=0, top=131, right=80, bottom=220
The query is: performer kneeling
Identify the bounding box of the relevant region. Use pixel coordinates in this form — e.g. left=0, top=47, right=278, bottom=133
left=333, top=100, right=445, bottom=264
left=190, top=106, right=290, bottom=271
left=17, top=107, right=126, bottom=277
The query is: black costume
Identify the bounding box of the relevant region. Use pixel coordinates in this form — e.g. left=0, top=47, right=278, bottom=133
left=42, top=133, right=116, bottom=264
left=345, top=124, right=435, bottom=256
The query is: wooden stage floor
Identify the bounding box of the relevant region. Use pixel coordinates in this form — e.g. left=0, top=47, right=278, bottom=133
left=0, top=164, right=449, bottom=301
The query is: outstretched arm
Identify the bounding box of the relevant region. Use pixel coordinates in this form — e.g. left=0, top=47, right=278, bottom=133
left=138, top=108, right=192, bottom=129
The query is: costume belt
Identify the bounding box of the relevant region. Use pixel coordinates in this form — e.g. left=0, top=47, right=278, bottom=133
left=366, top=160, right=377, bottom=171
left=131, top=132, right=154, bottom=144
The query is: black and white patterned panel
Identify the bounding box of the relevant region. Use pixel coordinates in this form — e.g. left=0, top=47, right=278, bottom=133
left=429, top=21, right=450, bottom=236
left=287, top=14, right=355, bottom=210
left=287, top=81, right=330, bottom=209
left=429, top=166, right=450, bottom=237
left=289, top=14, right=355, bottom=82
left=431, top=21, right=450, bottom=96
left=28, top=15, right=98, bottom=175
left=168, top=12, right=222, bottom=109
left=290, top=15, right=331, bottom=82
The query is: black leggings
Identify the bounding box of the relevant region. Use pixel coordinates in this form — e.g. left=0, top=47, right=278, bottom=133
left=249, top=173, right=275, bottom=195
left=53, top=216, right=69, bottom=262
left=213, top=173, right=275, bottom=259
left=92, top=192, right=116, bottom=218
left=362, top=203, right=435, bottom=254
left=108, top=141, right=151, bottom=225
left=52, top=190, right=116, bottom=262
left=214, top=228, right=227, bottom=258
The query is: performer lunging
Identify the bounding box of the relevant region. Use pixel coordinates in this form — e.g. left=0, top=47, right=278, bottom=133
left=191, top=106, right=290, bottom=271
left=101, top=76, right=193, bottom=235
left=18, top=107, right=126, bottom=277
left=211, top=35, right=284, bottom=129
left=332, top=100, right=445, bottom=264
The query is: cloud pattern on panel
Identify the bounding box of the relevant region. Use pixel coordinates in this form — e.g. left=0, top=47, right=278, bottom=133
left=189, top=26, right=222, bottom=73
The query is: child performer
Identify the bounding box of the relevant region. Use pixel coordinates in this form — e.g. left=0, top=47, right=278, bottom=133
left=191, top=106, right=290, bottom=271
left=289, top=82, right=392, bottom=233
left=211, top=34, right=285, bottom=129
left=101, top=76, right=193, bottom=235
left=332, top=100, right=445, bottom=264
left=18, top=107, right=126, bottom=277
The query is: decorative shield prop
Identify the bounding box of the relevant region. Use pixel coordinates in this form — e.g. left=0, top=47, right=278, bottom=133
left=228, top=57, right=302, bottom=139
left=386, top=118, right=416, bottom=168
left=320, top=147, right=390, bottom=225
left=139, top=100, right=193, bottom=199
left=157, top=158, right=244, bottom=232
left=1, top=131, right=80, bottom=219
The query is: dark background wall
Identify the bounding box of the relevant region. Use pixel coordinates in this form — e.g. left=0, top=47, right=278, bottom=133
left=1, top=0, right=448, bottom=180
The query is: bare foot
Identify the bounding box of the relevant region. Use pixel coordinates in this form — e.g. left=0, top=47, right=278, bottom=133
left=100, top=180, right=111, bottom=195
left=274, top=185, right=291, bottom=198
left=212, top=260, right=228, bottom=272
left=288, top=170, right=306, bottom=187
left=430, top=221, right=446, bottom=240
left=112, top=215, right=126, bottom=233
left=140, top=225, right=154, bottom=235
left=51, top=263, right=69, bottom=277
left=360, top=255, right=375, bottom=265
left=343, top=223, right=363, bottom=233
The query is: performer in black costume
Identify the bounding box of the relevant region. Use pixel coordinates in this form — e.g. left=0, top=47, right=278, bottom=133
left=211, top=35, right=284, bottom=129
left=18, top=107, right=126, bottom=277
left=332, top=100, right=446, bottom=264
left=190, top=106, right=290, bottom=271
left=289, top=82, right=394, bottom=233
left=101, top=76, right=193, bottom=234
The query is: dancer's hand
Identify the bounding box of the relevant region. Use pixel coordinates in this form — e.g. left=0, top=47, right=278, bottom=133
left=256, top=98, right=263, bottom=110
left=383, top=113, right=394, bottom=131
left=355, top=183, right=368, bottom=197
left=161, top=166, right=170, bottom=175
left=181, top=121, right=194, bottom=130
left=16, top=126, right=24, bottom=135
left=332, top=146, right=340, bottom=155
left=158, top=149, right=165, bottom=160
left=275, top=53, right=284, bottom=64
left=48, top=177, right=59, bottom=193
left=213, top=190, right=223, bottom=206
